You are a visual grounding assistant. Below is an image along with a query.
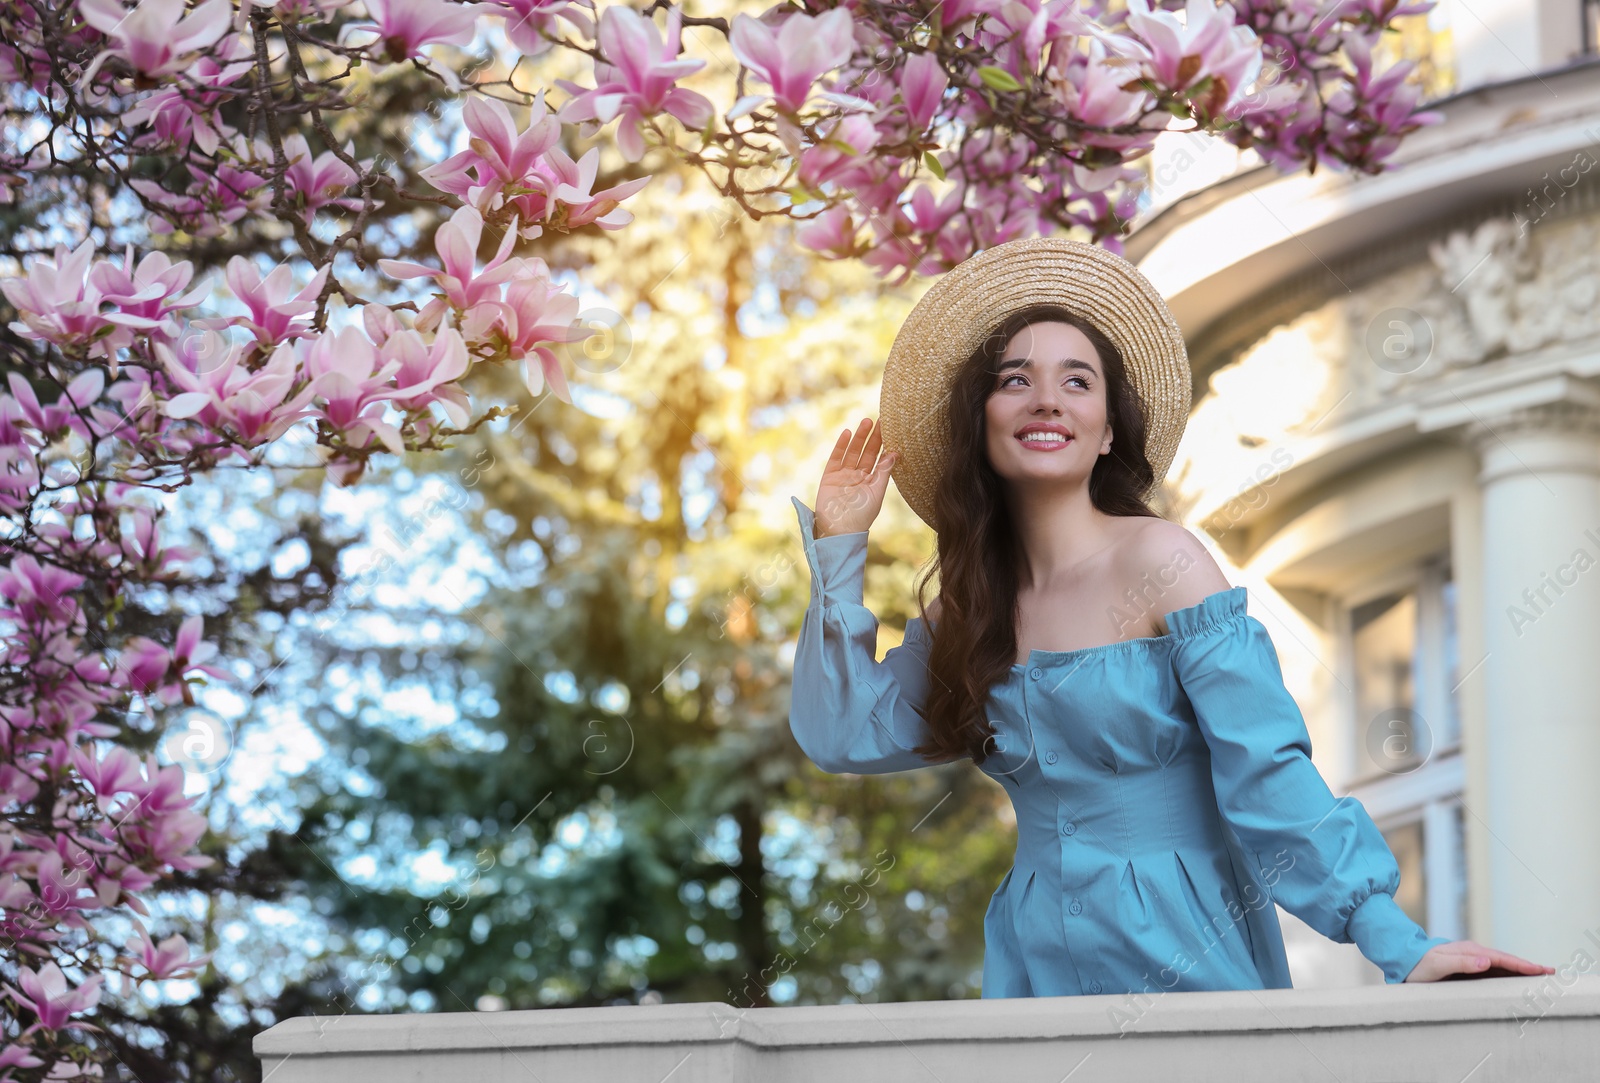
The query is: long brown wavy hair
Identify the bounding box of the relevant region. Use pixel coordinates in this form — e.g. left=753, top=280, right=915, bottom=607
left=910, top=303, right=1163, bottom=767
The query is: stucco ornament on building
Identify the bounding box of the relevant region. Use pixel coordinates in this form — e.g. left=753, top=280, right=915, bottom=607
left=1423, top=214, right=1600, bottom=362
left=1174, top=210, right=1600, bottom=514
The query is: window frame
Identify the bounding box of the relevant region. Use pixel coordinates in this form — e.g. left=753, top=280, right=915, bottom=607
left=1586, top=0, right=1600, bottom=56
left=1337, top=555, right=1468, bottom=942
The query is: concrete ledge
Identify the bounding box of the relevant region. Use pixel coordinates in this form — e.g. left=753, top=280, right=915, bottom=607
left=254, top=974, right=1600, bottom=1082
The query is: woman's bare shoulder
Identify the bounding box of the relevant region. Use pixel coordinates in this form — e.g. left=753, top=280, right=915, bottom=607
left=1122, top=516, right=1233, bottom=617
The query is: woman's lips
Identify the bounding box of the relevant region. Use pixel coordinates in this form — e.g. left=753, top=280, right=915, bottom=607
left=1016, top=434, right=1073, bottom=451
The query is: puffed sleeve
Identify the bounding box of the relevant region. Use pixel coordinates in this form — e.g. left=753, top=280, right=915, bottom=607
left=786, top=495, right=941, bottom=774
left=1168, top=586, right=1452, bottom=984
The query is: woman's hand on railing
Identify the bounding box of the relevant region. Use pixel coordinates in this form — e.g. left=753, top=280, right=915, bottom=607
left=814, top=417, right=897, bottom=539
left=1404, top=940, right=1554, bottom=981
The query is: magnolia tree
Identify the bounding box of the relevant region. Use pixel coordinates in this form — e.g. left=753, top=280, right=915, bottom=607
left=0, top=0, right=1437, bottom=1074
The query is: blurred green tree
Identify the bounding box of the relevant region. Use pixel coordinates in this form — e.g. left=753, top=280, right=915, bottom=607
left=269, top=158, right=1018, bottom=1013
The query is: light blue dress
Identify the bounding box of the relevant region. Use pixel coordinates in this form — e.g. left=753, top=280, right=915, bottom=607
left=788, top=496, right=1451, bottom=997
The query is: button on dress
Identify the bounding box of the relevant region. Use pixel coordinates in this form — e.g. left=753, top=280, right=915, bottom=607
left=787, top=496, right=1450, bottom=997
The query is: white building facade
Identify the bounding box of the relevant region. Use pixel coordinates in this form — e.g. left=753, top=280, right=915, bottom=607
left=1131, top=0, right=1600, bottom=986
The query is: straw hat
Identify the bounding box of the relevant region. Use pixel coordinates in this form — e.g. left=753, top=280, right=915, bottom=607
left=878, top=235, right=1191, bottom=530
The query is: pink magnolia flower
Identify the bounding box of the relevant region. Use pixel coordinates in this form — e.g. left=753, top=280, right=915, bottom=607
left=896, top=51, right=949, bottom=131
left=857, top=170, right=1032, bottom=280
left=89, top=247, right=209, bottom=347
left=958, top=125, right=1030, bottom=182
left=128, top=921, right=213, bottom=981
left=121, top=34, right=252, bottom=154
left=199, top=153, right=275, bottom=226
left=0, top=1, right=61, bottom=93
left=1323, top=32, right=1444, bottom=164
left=89, top=375, right=163, bottom=445
left=421, top=92, right=649, bottom=237
left=847, top=165, right=912, bottom=218
left=727, top=7, right=854, bottom=114
left=361, top=302, right=404, bottom=346
left=126, top=180, right=207, bottom=235
left=798, top=113, right=880, bottom=191
left=1, top=240, right=161, bottom=360
left=74, top=746, right=147, bottom=815
left=299, top=326, right=404, bottom=452
left=985, top=0, right=1093, bottom=76
left=931, top=0, right=1006, bottom=33
left=0, top=555, right=86, bottom=629
left=796, top=204, right=860, bottom=260
left=378, top=204, right=525, bottom=332
left=857, top=209, right=930, bottom=281
left=903, top=182, right=965, bottom=241
left=106, top=757, right=214, bottom=871
left=0, top=1044, right=44, bottom=1073
left=493, top=0, right=593, bottom=56
left=159, top=332, right=317, bottom=448
left=1094, top=0, right=1261, bottom=104
left=282, top=133, right=366, bottom=226
left=1071, top=157, right=1144, bottom=194
left=358, top=0, right=483, bottom=63
left=536, top=144, right=649, bottom=234
left=382, top=327, right=471, bottom=426
left=129, top=141, right=270, bottom=238
left=7, top=963, right=102, bottom=1031
left=114, top=614, right=229, bottom=705
left=32, top=849, right=99, bottom=918
left=99, top=833, right=193, bottom=901
left=485, top=262, right=582, bottom=403
left=275, top=0, right=357, bottom=19
left=419, top=92, right=562, bottom=205
left=106, top=750, right=209, bottom=823
left=555, top=5, right=714, bottom=163
left=223, top=256, right=330, bottom=349
left=1057, top=36, right=1158, bottom=148
left=113, top=505, right=198, bottom=581
left=0, top=760, right=42, bottom=809
left=78, top=0, right=233, bottom=83
left=7, top=370, right=106, bottom=444
left=321, top=452, right=366, bottom=486
left=0, top=448, right=42, bottom=517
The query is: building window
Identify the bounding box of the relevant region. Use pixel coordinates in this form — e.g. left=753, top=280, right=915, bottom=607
left=1440, top=574, right=1460, bottom=737
left=1587, top=0, right=1600, bottom=55
left=1341, top=556, right=1467, bottom=946
left=1382, top=818, right=1428, bottom=929
left=1375, top=800, right=1467, bottom=942
left=1351, top=587, right=1422, bottom=776
left=1349, top=557, right=1459, bottom=779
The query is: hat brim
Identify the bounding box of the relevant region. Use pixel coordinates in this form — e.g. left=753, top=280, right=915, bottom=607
left=878, top=236, right=1191, bottom=530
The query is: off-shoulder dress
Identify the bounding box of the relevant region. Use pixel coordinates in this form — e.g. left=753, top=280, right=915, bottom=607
left=787, top=496, right=1449, bottom=997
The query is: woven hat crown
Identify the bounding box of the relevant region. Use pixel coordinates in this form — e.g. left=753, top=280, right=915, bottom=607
left=878, top=236, right=1191, bottom=529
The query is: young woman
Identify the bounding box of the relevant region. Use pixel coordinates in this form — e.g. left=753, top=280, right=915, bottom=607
left=787, top=237, right=1551, bottom=998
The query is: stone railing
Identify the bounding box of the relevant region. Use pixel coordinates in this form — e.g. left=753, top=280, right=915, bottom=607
left=254, top=973, right=1600, bottom=1082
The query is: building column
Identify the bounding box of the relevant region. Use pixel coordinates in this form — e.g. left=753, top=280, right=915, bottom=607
left=1465, top=399, right=1600, bottom=968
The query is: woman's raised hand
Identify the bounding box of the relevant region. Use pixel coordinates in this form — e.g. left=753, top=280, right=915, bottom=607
left=814, top=417, right=898, bottom=538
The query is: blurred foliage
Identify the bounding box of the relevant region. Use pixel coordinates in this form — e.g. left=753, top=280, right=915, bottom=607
left=267, top=153, right=1020, bottom=1016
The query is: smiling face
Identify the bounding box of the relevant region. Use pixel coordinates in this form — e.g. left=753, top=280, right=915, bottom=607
left=983, top=319, right=1114, bottom=496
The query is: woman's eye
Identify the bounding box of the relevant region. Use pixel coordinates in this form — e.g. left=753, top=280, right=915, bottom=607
left=1066, top=376, right=1089, bottom=389
left=999, top=374, right=1026, bottom=388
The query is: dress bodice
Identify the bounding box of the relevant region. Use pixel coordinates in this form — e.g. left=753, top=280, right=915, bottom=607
left=786, top=496, right=1450, bottom=997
